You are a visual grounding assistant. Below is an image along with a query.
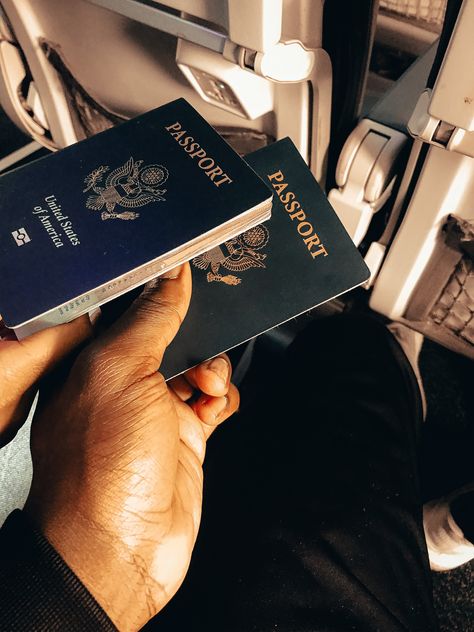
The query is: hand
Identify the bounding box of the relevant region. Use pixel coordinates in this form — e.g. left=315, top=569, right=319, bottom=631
left=25, top=264, right=239, bottom=631
left=0, top=316, right=93, bottom=447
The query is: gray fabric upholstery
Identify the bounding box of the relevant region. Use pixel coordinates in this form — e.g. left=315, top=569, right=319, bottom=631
left=0, top=397, right=35, bottom=524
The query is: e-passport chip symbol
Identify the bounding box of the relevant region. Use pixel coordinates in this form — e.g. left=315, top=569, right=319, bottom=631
left=12, top=228, right=31, bottom=246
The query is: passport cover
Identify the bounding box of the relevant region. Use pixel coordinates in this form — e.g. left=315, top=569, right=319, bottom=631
left=0, top=98, right=271, bottom=334
left=160, top=138, right=370, bottom=379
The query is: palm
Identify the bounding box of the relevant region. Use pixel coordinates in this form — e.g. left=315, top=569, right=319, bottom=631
left=122, top=389, right=208, bottom=613
left=29, top=369, right=211, bottom=627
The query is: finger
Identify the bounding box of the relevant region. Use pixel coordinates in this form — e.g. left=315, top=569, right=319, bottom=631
left=0, top=315, right=93, bottom=397
left=179, top=408, right=207, bottom=464
left=0, top=386, right=36, bottom=448
left=182, top=354, right=231, bottom=398
left=169, top=390, right=206, bottom=462
left=191, top=382, right=240, bottom=439
left=0, top=315, right=93, bottom=447
left=98, top=264, right=192, bottom=373
left=169, top=374, right=195, bottom=401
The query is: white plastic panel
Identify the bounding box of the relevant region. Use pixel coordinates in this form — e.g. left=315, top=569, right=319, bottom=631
left=228, top=0, right=282, bottom=52
left=429, top=0, right=474, bottom=131
left=274, top=80, right=311, bottom=163
left=370, top=143, right=474, bottom=318
left=177, top=39, right=274, bottom=119
left=281, top=0, right=324, bottom=49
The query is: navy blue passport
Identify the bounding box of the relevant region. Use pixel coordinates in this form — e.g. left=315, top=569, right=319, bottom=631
left=0, top=98, right=272, bottom=338
left=160, top=138, right=370, bottom=379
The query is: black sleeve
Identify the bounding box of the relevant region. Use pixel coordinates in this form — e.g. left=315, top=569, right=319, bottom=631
left=0, top=509, right=117, bottom=631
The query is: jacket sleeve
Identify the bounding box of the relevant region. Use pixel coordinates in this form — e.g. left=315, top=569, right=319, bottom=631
left=0, top=509, right=117, bottom=631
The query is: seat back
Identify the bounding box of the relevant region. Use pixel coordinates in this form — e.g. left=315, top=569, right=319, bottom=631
left=0, top=0, right=334, bottom=180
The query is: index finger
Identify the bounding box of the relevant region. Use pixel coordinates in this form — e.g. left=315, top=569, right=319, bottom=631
left=0, top=315, right=93, bottom=394
left=172, top=354, right=232, bottom=399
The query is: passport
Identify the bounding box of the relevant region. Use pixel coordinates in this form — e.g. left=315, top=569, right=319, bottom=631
left=159, top=138, right=370, bottom=379
left=0, top=98, right=272, bottom=338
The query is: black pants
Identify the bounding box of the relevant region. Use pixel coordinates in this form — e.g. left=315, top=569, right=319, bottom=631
left=148, top=315, right=439, bottom=632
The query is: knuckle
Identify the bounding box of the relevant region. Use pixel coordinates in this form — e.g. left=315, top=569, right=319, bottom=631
left=138, top=294, right=184, bottom=334
left=147, top=369, right=167, bottom=393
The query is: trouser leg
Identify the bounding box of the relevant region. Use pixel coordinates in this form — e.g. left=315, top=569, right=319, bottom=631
left=151, top=315, right=438, bottom=632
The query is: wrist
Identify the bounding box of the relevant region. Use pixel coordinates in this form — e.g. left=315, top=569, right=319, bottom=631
left=25, top=504, right=164, bottom=631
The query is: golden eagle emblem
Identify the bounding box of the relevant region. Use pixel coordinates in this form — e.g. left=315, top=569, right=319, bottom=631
left=193, top=224, right=269, bottom=285
left=83, top=157, right=168, bottom=221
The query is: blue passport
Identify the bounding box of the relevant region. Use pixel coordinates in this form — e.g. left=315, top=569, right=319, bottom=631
left=159, top=138, right=370, bottom=378
left=0, top=98, right=272, bottom=338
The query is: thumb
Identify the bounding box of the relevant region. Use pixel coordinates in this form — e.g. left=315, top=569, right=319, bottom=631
left=98, top=263, right=192, bottom=373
